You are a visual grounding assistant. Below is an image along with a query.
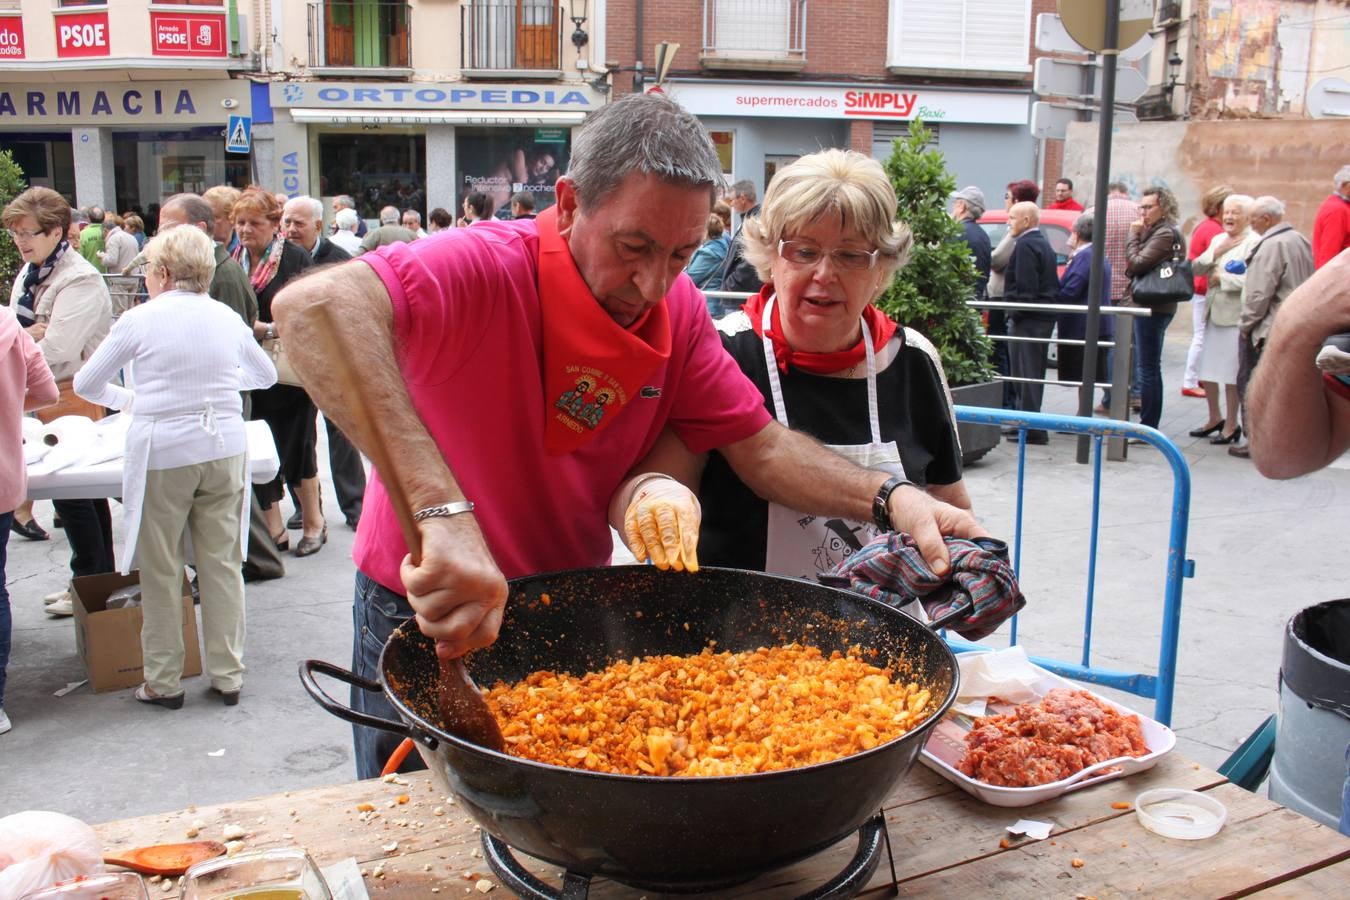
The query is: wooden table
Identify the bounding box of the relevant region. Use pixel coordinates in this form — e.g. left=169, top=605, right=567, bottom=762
left=96, top=753, right=1350, bottom=898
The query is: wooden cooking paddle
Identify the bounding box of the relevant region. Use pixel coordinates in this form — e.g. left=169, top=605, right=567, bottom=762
left=103, top=841, right=226, bottom=877
left=308, top=305, right=505, bottom=753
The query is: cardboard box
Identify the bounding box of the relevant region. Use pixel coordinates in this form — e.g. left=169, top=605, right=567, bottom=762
left=71, top=571, right=202, bottom=693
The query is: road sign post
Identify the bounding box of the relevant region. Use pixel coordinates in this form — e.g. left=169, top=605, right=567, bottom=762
left=226, top=114, right=251, bottom=154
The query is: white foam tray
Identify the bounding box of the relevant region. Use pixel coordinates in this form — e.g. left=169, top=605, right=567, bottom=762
left=919, top=653, right=1176, bottom=807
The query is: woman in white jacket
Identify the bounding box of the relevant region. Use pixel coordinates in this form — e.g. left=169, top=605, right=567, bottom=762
left=1190, top=194, right=1257, bottom=446
left=74, top=226, right=276, bottom=709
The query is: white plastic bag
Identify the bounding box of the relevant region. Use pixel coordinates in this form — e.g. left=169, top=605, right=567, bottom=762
left=0, top=811, right=104, bottom=900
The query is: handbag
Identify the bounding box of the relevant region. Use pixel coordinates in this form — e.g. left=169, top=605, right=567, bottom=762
left=261, top=336, right=303, bottom=387
left=35, top=379, right=105, bottom=425
left=1130, top=226, right=1193, bottom=308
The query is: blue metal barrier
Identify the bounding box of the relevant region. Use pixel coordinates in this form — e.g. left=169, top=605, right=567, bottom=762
left=951, top=407, right=1194, bottom=726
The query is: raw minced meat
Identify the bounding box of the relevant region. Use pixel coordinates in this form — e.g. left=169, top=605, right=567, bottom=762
left=957, top=688, right=1149, bottom=787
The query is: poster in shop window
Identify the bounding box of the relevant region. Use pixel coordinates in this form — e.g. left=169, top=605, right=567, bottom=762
left=456, top=129, right=570, bottom=219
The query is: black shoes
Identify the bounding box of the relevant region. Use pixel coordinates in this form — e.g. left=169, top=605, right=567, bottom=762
left=210, top=685, right=241, bottom=706
left=1188, top=421, right=1225, bottom=438
left=1211, top=426, right=1243, bottom=445
left=134, top=683, right=185, bottom=709
left=294, top=526, right=328, bottom=557
left=286, top=509, right=303, bottom=530
left=10, top=517, right=49, bottom=541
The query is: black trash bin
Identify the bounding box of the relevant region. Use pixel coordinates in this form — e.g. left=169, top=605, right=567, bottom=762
left=1268, top=599, right=1350, bottom=827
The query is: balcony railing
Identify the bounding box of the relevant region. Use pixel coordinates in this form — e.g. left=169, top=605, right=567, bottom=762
left=307, top=0, right=410, bottom=71
left=702, top=0, right=807, bottom=70
left=462, top=0, right=561, bottom=75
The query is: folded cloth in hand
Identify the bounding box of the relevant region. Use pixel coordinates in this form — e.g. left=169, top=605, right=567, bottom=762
left=822, top=533, right=1025, bottom=641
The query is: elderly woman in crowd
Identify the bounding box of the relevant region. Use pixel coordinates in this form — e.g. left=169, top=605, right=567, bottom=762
left=0, top=292, right=58, bottom=735
left=1056, top=212, right=1113, bottom=392
left=690, top=149, right=969, bottom=580
left=74, top=225, right=276, bottom=708
left=231, top=186, right=324, bottom=554
left=1189, top=193, right=1256, bottom=445
left=1123, top=186, right=1185, bottom=432
left=686, top=213, right=731, bottom=306
left=3, top=187, right=115, bottom=615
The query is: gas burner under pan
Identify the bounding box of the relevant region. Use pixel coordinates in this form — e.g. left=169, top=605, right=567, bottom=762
left=482, top=812, right=897, bottom=899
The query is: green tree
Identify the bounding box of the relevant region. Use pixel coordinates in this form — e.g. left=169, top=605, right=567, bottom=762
left=0, top=150, right=26, bottom=297
left=875, top=120, right=994, bottom=387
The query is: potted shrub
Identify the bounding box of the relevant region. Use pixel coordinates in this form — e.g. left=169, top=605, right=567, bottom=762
left=876, top=120, right=1001, bottom=464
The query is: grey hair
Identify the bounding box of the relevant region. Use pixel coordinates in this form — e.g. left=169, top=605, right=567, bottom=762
left=335, top=208, right=359, bottom=230
left=1072, top=211, right=1095, bottom=243
left=379, top=205, right=400, bottom=225
left=402, top=209, right=422, bottom=224
left=565, top=93, right=722, bottom=209
left=1249, top=195, right=1285, bottom=220
left=334, top=194, right=356, bottom=210
left=730, top=179, right=757, bottom=203
left=145, top=222, right=215, bottom=294
left=1223, top=193, right=1254, bottom=214
left=284, top=195, right=324, bottom=222
left=1335, top=166, right=1350, bottom=189
left=162, top=193, right=215, bottom=231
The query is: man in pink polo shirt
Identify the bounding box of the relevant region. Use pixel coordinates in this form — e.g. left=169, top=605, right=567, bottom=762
left=275, top=94, right=983, bottom=777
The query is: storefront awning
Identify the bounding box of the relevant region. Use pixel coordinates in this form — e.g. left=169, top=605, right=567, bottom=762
left=287, top=109, right=587, bottom=126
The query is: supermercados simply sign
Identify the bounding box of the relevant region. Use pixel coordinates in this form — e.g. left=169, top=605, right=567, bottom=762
left=0, top=81, right=249, bottom=125
left=666, top=82, right=1028, bottom=125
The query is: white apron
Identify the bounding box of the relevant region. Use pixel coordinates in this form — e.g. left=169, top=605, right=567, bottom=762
left=759, top=296, right=927, bottom=622
left=119, top=400, right=250, bottom=575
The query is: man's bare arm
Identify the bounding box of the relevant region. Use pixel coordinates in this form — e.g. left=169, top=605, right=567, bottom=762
left=1249, top=249, right=1350, bottom=479
left=272, top=261, right=507, bottom=656
left=721, top=422, right=986, bottom=574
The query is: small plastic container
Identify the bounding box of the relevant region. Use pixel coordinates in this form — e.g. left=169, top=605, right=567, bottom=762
left=1134, top=788, right=1227, bottom=840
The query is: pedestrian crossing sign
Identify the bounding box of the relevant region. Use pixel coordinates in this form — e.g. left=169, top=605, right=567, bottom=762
left=226, top=115, right=251, bottom=154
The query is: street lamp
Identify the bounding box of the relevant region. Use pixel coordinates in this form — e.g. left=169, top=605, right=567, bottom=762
left=569, top=0, right=589, bottom=54
left=1163, top=51, right=1184, bottom=100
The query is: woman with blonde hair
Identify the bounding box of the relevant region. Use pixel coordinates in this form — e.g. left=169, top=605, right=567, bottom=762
left=1189, top=193, right=1257, bottom=445
left=74, top=224, right=276, bottom=708
left=695, top=148, right=970, bottom=579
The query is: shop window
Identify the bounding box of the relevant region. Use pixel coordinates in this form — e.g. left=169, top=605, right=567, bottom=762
left=319, top=132, right=426, bottom=222
left=871, top=122, right=938, bottom=161
left=456, top=128, right=569, bottom=218
left=887, top=0, right=1031, bottom=74
left=312, top=0, right=411, bottom=69
left=462, top=0, right=560, bottom=71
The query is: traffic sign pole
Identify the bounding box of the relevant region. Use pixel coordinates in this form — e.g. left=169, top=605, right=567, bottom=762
left=1077, top=3, right=1120, bottom=463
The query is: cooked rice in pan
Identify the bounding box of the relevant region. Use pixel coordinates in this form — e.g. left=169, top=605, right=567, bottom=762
left=485, top=644, right=936, bottom=776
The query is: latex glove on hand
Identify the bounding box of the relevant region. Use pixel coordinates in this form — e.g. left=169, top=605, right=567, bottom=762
left=624, top=475, right=701, bottom=572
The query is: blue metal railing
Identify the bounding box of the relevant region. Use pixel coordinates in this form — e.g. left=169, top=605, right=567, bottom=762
left=951, top=407, right=1194, bottom=726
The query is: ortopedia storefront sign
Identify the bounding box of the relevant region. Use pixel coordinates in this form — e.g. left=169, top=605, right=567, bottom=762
left=269, top=81, right=603, bottom=124
left=150, top=12, right=227, bottom=58
left=666, top=82, right=1028, bottom=125
left=0, top=81, right=251, bottom=126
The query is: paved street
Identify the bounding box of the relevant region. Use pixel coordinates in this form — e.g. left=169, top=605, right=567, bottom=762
left=4, top=314, right=1347, bottom=825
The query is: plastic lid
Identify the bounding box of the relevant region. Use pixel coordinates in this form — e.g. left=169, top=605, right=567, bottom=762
left=1134, top=788, right=1227, bottom=840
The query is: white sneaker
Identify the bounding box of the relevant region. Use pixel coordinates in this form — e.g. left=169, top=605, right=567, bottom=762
left=0, top=708, right=11, bottom=735
left=44, top=588, right=69, bottom=605
left=46, top=597, right=74, bottom=617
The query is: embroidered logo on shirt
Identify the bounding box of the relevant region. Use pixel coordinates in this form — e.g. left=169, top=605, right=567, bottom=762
left=554, top=375, right=618, bottom=431
left=640, top=386, right=661, bottom=399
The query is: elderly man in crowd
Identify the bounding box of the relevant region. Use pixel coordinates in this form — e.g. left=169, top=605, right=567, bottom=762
left=1313, top=166, right=1350, bottom=270
left=330, top=209, right=363, bottom=255
left=1229, top=195, right=1314, bottom=459
left=99, top=214, right=141, bottom=314
left=78, top=206, right=106, bottom=273
left=1003, top=201, right=1060, bottom=444
left=359, top=206, right=417, bottom=254
left=950, top=186, right=991, bottom=300
left=401, top=209, right=428, bottom=239
left=332, top=194, right=367, bottom=238
left=273, top=92, right=985, bottom=778
left=281, top=195, right=368, bottom=530
left=510, top=191, right=536, bottom=220
left=720, top=180, right=763, bottom=294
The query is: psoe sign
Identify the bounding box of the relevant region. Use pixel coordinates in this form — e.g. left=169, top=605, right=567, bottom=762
left=150, top=12, right=226, bottom=57
left=0, top=17, right=25, bottom=59
left=55, top=11, right=110, bottom=59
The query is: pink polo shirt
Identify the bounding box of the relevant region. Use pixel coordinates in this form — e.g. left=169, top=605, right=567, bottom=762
left=354, top=219, right=770, bottom=591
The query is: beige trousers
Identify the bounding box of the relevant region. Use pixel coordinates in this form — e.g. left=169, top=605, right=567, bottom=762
left=138, top=454, right=247, bottom=695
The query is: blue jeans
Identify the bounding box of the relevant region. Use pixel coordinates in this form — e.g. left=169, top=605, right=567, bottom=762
left=1134, top=313, right=1174, bottom=429
left=0, top=511, right=11, bottom=708
left=351, top=570, right=427, bottom=780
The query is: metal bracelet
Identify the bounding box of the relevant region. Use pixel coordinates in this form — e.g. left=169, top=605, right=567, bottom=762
left=412, top=500, right=475, bottom=521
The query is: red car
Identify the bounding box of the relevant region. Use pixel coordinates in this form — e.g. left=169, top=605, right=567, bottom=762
left=976, top=208, right=1082, bottom=277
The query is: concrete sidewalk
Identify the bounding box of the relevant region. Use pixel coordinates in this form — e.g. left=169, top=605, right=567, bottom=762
left=4, top=314, right=1347, bottom=825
